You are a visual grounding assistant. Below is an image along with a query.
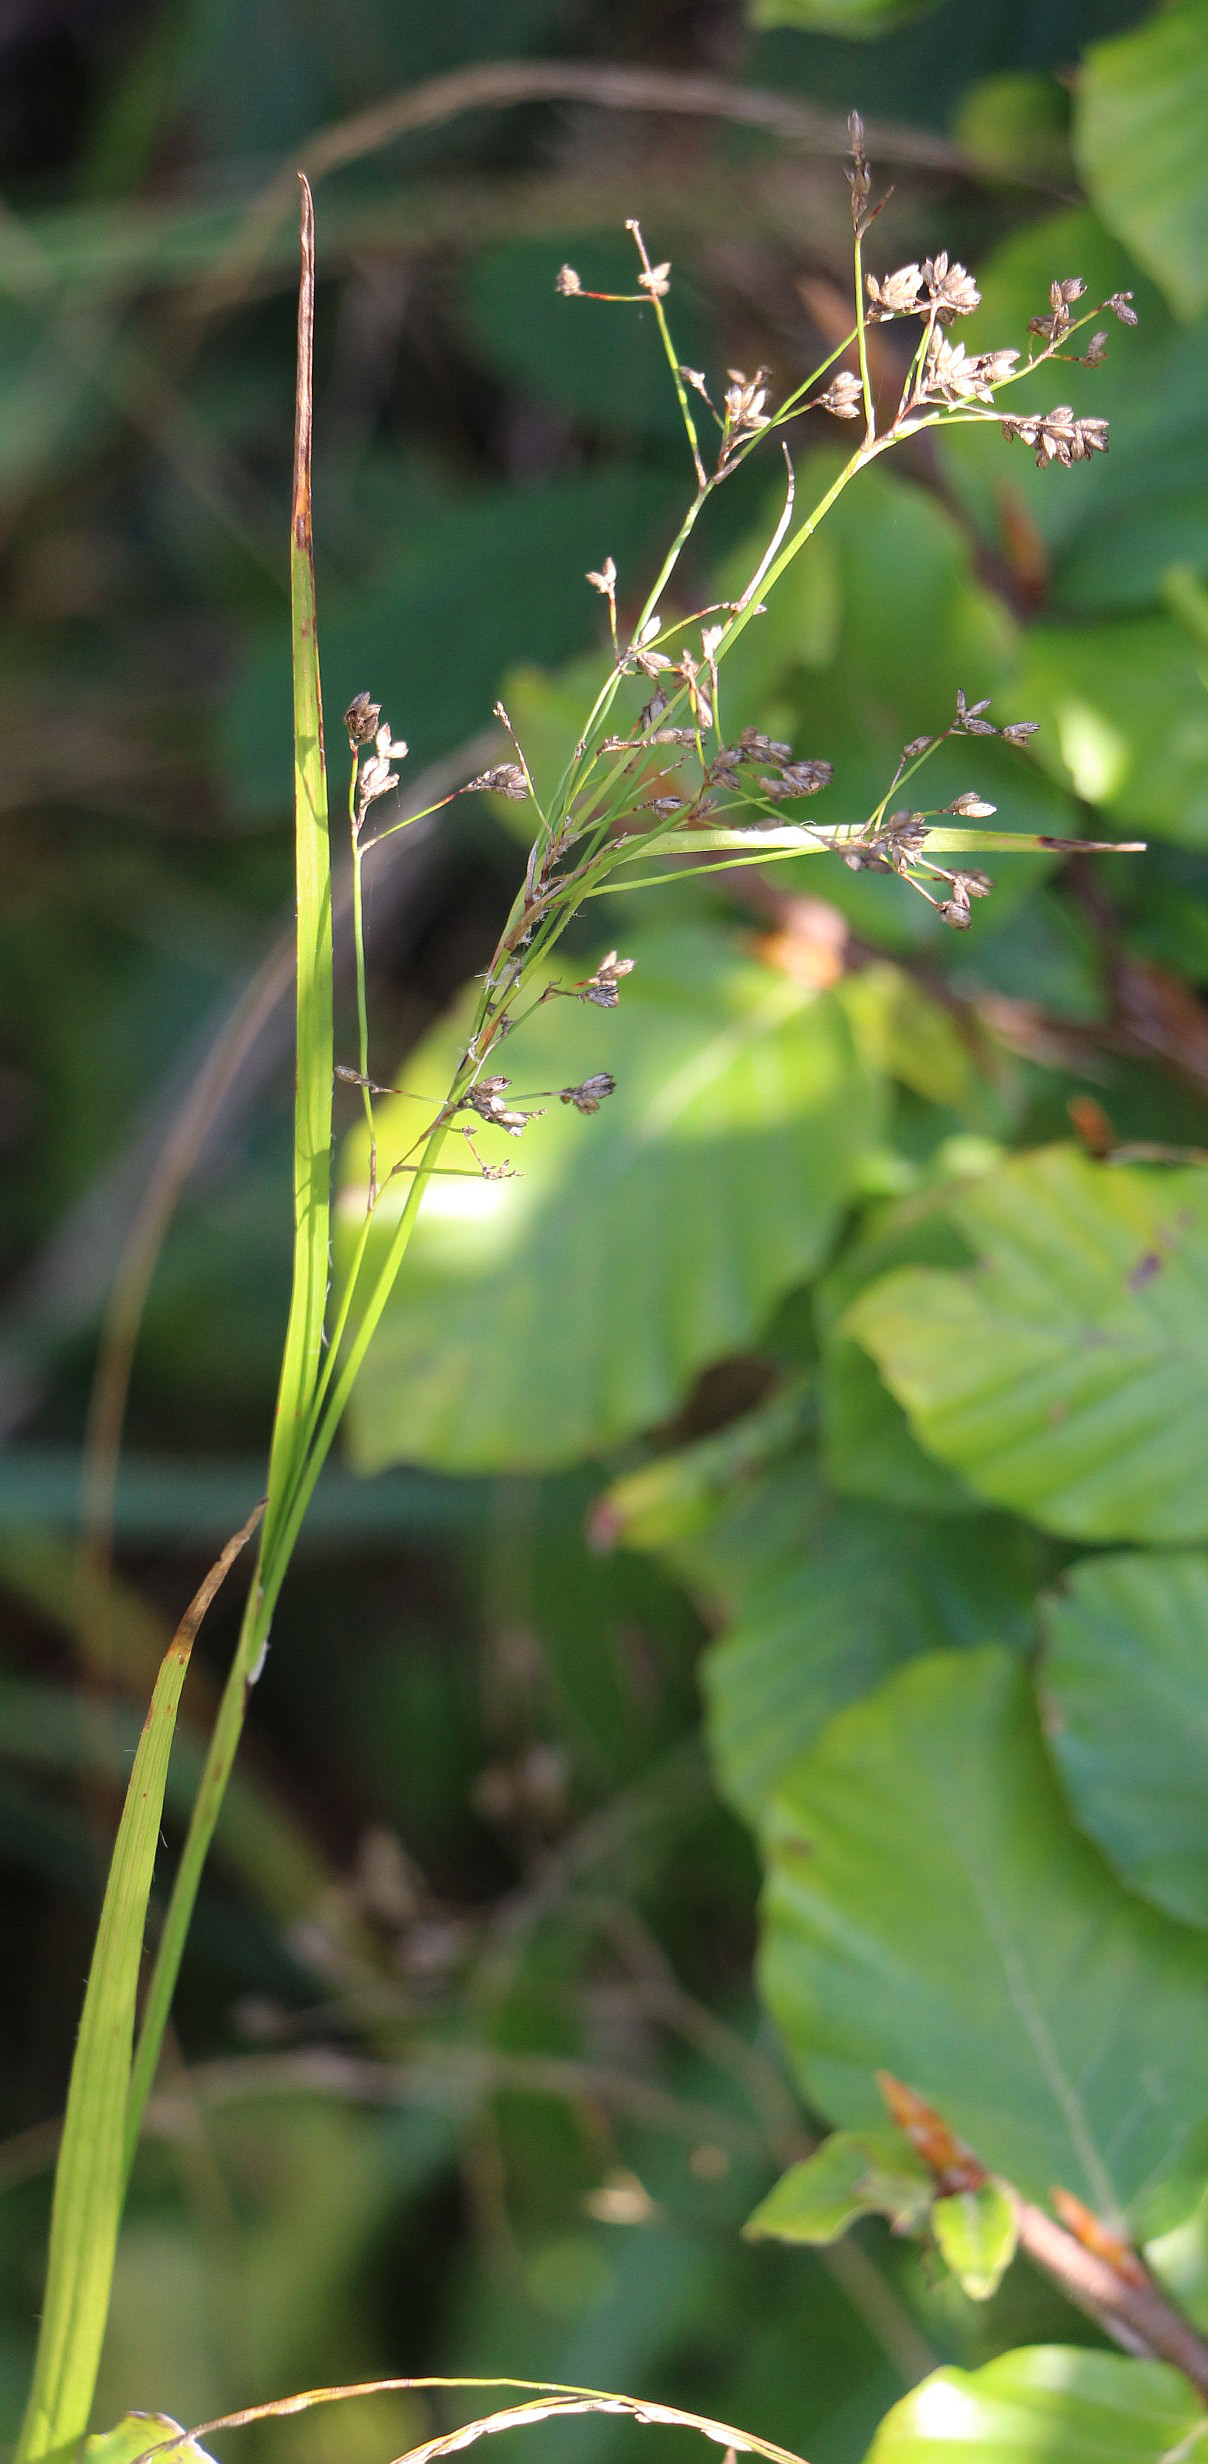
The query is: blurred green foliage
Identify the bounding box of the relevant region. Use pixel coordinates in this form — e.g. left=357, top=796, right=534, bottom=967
left=6, top=3, right=1208, bottom=2463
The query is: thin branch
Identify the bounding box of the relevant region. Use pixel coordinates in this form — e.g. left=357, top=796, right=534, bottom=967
left=294, top=61, right=969, bottom=193
left=1014, top=2195, right=1208, bottom=2401
left=198, top=59, right=988, bottom=320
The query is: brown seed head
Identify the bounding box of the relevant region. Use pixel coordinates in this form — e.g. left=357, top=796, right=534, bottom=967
left=344, top=691, right=382, bottom=749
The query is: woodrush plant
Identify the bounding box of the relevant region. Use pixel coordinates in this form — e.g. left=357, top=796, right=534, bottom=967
left=17, top=119, right=1145, bottom=2464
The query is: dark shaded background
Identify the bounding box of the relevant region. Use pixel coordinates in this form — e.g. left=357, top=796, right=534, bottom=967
left=0, top=4, right=1194, bottom=2461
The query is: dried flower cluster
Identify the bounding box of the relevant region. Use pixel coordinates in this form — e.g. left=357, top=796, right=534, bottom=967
left=837, top=689, right=1044, bottom=927
left=709, top=728, right=833, bottom=809
left=1028, top=274, right=1087, bottom=344
left=581, top=950, right=635, bottom=1008
left=865, top=251, right=981, bottom=324
left=846, top=108, right=871, bottom=230
left=345, top=698, right=409, bottom=830
left=560, top=1074, right=616, bottom=1112
left=817, top=370, right=864, bottom=420
left=1000, top=407, right=1110, bottom=467
left=467, top=763, right=529, bottom=801
left=463, top=1077, right=545, bottom=1136
left=722, top=370, right=772, bottom=453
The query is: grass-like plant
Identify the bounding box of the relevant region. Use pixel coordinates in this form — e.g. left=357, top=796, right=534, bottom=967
left=15, top=120, right=1141, bottom=2464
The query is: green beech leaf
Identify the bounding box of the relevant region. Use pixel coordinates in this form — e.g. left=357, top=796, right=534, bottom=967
left=744, top=2131, right=931, bottom=2247
left=1012, top=616, right=1208, bottom=846
left=930, top=2183, right=1017, bottom=2301
left=1041, top=1551, right=1208, bottom=1928
left=590, top=1381, right=813, bottom=1556
left=820, top=1335, right=974, bottom=1512
left=703, top=1487, right=1044, bottom=1821
left=343, top=927, right=881, bottom=1473
left=864, top=2345, right=1202, bottom=2463
left=952, top=72, right=1072, bottom=184
left=760, top=1647, right=1208, bottom=2223
left=847, top=1146, right=1208, bottom=1541
left=816, top=1184, right=988, bottom=1517
left=838, top=968, right=1001, bottom=1122
left=1076, top=0, right=1208, bottom=320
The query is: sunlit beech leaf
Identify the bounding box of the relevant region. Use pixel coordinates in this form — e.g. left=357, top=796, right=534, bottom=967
left=864, top=2345, right=1201, bottom=2463
left=847, top=1146, right=1208, bottom=1540
left=343, top=927, right=881, bottom=1473
left=86, top=2421, right=215, bottom=2464
left=760, top=1647, right=1208, bottom=2222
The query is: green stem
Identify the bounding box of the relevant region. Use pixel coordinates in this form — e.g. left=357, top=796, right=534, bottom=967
left=853, top=224, right=875, bottom=442
left=626, top=218, right=706, bottom=489
left=123, top=1569, right=263, bottom=2180
left=351, top=768, right=377, bottom=1206
left=124, top=1108, right=453, bottom=2168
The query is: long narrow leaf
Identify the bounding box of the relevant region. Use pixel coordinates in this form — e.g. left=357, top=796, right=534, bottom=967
left=15, top=1506, right=262, bottom=2464
left=621, top=825, right=1147, bottom=858
left=262, top=169, right=333, bottom=1558
left=119, top=175, right=334, bottom=2183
